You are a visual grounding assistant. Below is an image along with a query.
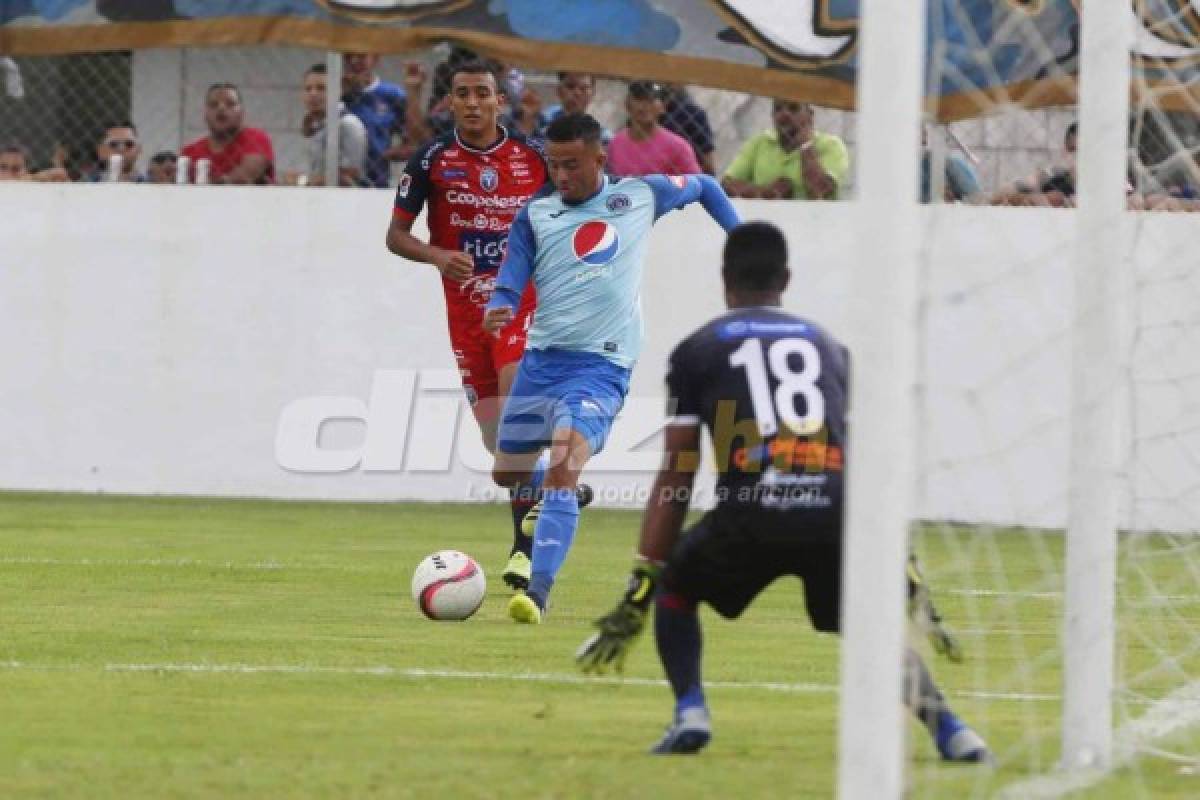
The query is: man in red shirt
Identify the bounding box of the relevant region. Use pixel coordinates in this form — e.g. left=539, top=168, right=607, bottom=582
left=386, top=61, right=587, bottom=590
left=181, top=83, right=275, bottom=185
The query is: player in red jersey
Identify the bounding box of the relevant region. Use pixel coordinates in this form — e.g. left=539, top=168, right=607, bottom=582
left=386, top=60, right=588, bottom=590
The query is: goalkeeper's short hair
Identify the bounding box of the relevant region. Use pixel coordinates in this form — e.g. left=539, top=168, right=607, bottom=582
left=722, top=221, right=789, bottom=292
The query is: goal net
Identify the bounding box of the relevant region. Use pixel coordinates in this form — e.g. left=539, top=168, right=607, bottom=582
left=897, top=3, right=1200, bottom=797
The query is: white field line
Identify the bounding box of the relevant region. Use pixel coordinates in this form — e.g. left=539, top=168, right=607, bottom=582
left=947, top=588, right=1063, bottom=600
left=946, top=588, right=1198, bottom=604
left=0, top=660, right=1059, bottom=702
left=0, top=556, right=368, bottom=572
left=997, top=680, right=1200, bottom=799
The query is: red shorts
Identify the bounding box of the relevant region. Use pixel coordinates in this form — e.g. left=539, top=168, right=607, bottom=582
left=448, top=303, right=533, bottom=421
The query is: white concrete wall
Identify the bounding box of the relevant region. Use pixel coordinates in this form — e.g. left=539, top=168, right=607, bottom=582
left=0, top=184, right=1196, bottom=532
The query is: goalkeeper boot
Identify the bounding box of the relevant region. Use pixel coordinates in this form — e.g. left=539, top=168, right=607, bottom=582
left=507, top=590, right=543, bottom=625
left=650, top=706, right=711, bottom=755
left=521, top=483, right=594, bottom=537
left=933, top=710, right=993, bottom=764
left=502, top=551, right=532, bottom=592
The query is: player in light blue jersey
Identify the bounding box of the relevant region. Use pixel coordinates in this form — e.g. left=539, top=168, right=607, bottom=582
left=483, top=112, right=741, bottom=624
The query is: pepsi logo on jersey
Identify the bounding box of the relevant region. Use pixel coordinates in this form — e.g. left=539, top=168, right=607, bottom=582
left=572, top=221, right=620, bottom=266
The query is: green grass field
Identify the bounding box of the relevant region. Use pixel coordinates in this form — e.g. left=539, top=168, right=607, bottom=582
left=1, top=492, right=1196, bottom=798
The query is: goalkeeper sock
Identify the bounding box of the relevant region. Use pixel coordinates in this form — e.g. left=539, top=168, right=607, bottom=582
left=527, top=487, right=579, bottom=608
left=508, top=452, right=549, bottom=557
left=903, top=647, right=949, bottom=733
left=655, top=592, right=706, bottom=714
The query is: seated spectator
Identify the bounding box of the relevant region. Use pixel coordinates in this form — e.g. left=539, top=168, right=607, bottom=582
left=342, top=52, right=409, bottom=188
left=538, top=72, right=612, bottom=145
left=659, top=83, right=716, bottom=175
left=990, top=121, right=1152, bottom=209
left=920, top=125, right=980, bottom=202
left=0, top=143, right=69, bottom=182
left=146, top=151, right=177, bottom=183
left=510, top=84, right=545, bottom=139
left=181, top=83, right=275, bottom=184
left=608, top=81, right=701, bottom=176
left=1037, top=121, right=1077, bottom=198
left=286, top=63, right=367, bottom=187
left=722, top=100, right=848, bottom=200
left=85, top=122, right=146, bottom=182
left=989, top=122, right=1078, bottom=207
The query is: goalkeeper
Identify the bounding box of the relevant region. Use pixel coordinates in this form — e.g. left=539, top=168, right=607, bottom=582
left=576, top=221, right=989, bottom=761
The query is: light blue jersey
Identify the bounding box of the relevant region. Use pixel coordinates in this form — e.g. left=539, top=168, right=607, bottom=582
left=488, top=174, right=740, bottom=368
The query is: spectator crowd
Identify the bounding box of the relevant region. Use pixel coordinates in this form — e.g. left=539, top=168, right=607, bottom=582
left=3, top=48, right=1198, bottom=211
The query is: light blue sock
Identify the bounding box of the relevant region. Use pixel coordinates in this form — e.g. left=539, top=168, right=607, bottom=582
left=529, top=451, right=549, bottom=492
left=527, top=487, right=580, bottom=608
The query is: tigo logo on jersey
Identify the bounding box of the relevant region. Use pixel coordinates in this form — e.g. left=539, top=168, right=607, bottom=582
left=572, top=220, right=620, bottom=265
left=479, top=166, right=499, bottom=192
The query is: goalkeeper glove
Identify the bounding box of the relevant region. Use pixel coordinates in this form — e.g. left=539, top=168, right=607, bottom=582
left=575, top=562, right=660, bottom=674
left=908, top=555, right=964, bottom=663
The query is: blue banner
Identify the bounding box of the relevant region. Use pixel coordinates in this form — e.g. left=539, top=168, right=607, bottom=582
left=1, top=1, right=1197, bottom=120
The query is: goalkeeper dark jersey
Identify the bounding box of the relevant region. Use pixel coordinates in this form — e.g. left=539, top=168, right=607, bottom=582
left=666, top=307, right=849, bottom=534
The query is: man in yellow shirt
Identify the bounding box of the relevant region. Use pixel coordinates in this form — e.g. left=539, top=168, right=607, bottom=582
left=722, top=100, right=849, bottom=200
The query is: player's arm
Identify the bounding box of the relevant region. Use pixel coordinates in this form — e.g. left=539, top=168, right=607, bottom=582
left=386, top=215, right=473, bottom=282
left=482, top=206, right=535, bottom=334
left=638, top=422, right=701, bottom=563
left=385, top=146, right=474, bottom=282
left=644, top=174, right=741, bottom=232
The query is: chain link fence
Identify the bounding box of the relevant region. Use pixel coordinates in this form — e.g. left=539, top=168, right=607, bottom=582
left=2, top=45, right=1198, bottom=207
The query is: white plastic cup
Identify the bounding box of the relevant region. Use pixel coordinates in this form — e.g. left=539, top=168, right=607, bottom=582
left=107, top=154, right=122, bottom=182
left=175, top=156, right=190, bottom=184
left=195, top=158, right=211, bottom=185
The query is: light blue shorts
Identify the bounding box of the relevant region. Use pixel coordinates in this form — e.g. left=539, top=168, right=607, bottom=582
left=497, top=348, right=632, bottom=456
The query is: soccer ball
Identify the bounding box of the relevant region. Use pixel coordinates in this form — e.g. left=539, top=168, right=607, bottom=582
left=411, top=550, right=486, bottom=620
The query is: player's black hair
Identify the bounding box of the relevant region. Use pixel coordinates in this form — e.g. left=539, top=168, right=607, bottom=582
left=1065, top=121, right=1078, bottom=141
left=449, top=59, right=502, bottom=92
left=306, top=62, right=326, bottom=76
left=150, top=150, right=177, bottom=165
left=544, top=112, right=604, bottom=147
left=722, top=221, right=790, bottom=292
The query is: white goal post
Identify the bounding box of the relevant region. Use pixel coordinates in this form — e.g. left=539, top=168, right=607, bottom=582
left=837, top=0, right=925, bottom=797
left=1062, top=0, right=1133, bottom=772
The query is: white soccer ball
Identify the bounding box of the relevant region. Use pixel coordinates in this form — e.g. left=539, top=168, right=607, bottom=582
left=411, top=550, right=486, bottom=620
